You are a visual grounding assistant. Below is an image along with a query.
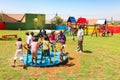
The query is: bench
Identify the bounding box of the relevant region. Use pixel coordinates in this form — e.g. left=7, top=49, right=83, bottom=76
left=2, top=34, right=17, bottom=39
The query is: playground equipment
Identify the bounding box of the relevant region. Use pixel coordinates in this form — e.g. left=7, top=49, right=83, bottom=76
left=91, top=19, right=113, bottom=37
left=2, top=34, right=17, bottom=39
left=51, top=44, right=58, bottom=63
left=67, top=17, right=88, bottom=35
left=67, top=16, right=77, bottom=35
left=24, top=44, right=68, bottom=67
left=91, top=24, right=99, bottom=37
left=76, top=17, right=88, bottom=35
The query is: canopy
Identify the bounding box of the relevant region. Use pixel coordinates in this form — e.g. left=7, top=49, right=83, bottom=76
left=67, top=16, right=76, bottom=23
left=76, top=17, right=87, bottom=24
left=96, top=19, right=107, bottom=25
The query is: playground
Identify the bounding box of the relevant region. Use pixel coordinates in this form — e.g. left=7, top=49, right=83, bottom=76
left=0, top=30, right=120, bottom=80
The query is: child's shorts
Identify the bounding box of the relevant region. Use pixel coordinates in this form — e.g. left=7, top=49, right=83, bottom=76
left=14, top=49, right=24, bottom=61
left=50, top=40, right=56, bottom=44
left=31, top=50, right=38, bottom=58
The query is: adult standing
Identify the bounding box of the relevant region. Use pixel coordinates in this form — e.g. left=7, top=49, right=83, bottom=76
left=77, top=25, right=84, bottom=53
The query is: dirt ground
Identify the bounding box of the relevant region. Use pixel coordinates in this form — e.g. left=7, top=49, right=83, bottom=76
left=24, top=52, right=80, bottom=80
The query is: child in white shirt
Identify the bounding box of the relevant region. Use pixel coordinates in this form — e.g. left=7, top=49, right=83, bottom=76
left=12, top=38, right=26, bottom=67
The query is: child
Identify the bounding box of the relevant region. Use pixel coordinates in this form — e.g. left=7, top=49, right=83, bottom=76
left=49, top=31, right=57, bottom=51
left=59, top=41, right=68, bottom=62
left=12, top=38, right=26, bottom=67
left=77, top=25, right=84, bottom=53
left=57, top=31, right=66, bottom=45
left=25, top=32, right=29, bottom=45
left=57, top=31, right=68, bottom=62
left=40, top=36, right=52, bottom=64
left=25, top=32, right=31, bottom=54
left=37, top=29, right=43, bottom=40
left=30, top=37, right=40, bottom=64
left=49, top=30, right=56, bottom=44
left=29, top=32, right=34, bottom=45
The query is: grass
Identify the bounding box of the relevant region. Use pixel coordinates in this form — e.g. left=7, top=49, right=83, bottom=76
left=0, top=30, right=120, bottom=80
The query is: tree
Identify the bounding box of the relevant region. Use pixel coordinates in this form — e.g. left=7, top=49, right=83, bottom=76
left=33, top=15, right=44, bottom=29
left=62, top=21, right=67, bottom=26
left=0, top=12, right=3, bottom=21
left=51, top=16, right=63, bottom=25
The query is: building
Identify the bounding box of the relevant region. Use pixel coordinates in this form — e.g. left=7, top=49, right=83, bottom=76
left=0, top=13, right=45, bottom=30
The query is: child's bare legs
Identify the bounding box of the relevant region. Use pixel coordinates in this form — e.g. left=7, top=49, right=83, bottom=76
left=32, top=57, right=37, bottom=64
left=31, top=51, right=37, bottom=64
left=59, top=45, right=64, bottom=62
left=60, top=53, right=63, bottom=62
left=12, top=60, right=16, bottom=67
left=12, top=50, right=24, bottom=67
left=12, top=59, right=24, bottom=67
left=46, top=49, right=52, bottom=63
left=32, top=57, right=34, bottom=64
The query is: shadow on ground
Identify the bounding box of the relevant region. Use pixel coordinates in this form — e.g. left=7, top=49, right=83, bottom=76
left=83, top=50, right=92, bottom=53
left=65, top=62, right=75, bottom=67
left=0, top=38, right=17, bottom=41
left=68, top=57, right=74, bottom=60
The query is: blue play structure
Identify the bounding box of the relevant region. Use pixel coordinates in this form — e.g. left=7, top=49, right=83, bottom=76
left=67, top=16, right=76, bottom=23
left=24, top=50, right=68, bottom=67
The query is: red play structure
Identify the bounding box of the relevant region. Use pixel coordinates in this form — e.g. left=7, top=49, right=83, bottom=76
left=76, top=17, right=88, bottom=35
left=76, top=17, right=88, bottom=25
left=107, top=26, right=120, bottom=33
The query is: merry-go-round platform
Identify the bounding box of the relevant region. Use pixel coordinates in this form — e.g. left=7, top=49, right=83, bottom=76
left=23, top=50, right=68, bottom=67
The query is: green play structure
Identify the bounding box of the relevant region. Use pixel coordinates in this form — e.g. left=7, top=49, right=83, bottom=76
left=25, top=14, right=45, bottom=30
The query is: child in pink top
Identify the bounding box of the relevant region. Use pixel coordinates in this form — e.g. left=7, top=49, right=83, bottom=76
left=30, top=37, right=40, bottom=64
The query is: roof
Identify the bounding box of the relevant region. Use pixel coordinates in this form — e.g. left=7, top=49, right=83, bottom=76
left=67, top=16, right=76, bottom=23
left=0, top=14, right=25, bottom=22
left=7, top=14, right=24, bottom=21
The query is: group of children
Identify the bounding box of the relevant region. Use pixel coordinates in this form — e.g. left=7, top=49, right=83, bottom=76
left=12, top=30, right=68, bottom=67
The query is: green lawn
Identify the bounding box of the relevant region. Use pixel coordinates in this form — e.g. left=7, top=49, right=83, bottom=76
left=0, top=30, right=120, bottom=80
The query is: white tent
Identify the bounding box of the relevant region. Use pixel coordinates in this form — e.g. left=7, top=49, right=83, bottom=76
left=96, top=19, right=107, bottom=25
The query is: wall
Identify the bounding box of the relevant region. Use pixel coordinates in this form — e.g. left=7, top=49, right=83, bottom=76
left=6, top=22, right=25, bottom=30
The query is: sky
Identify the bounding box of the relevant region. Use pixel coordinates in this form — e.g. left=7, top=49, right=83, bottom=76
left=0, top=0, right=120, bottom=21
